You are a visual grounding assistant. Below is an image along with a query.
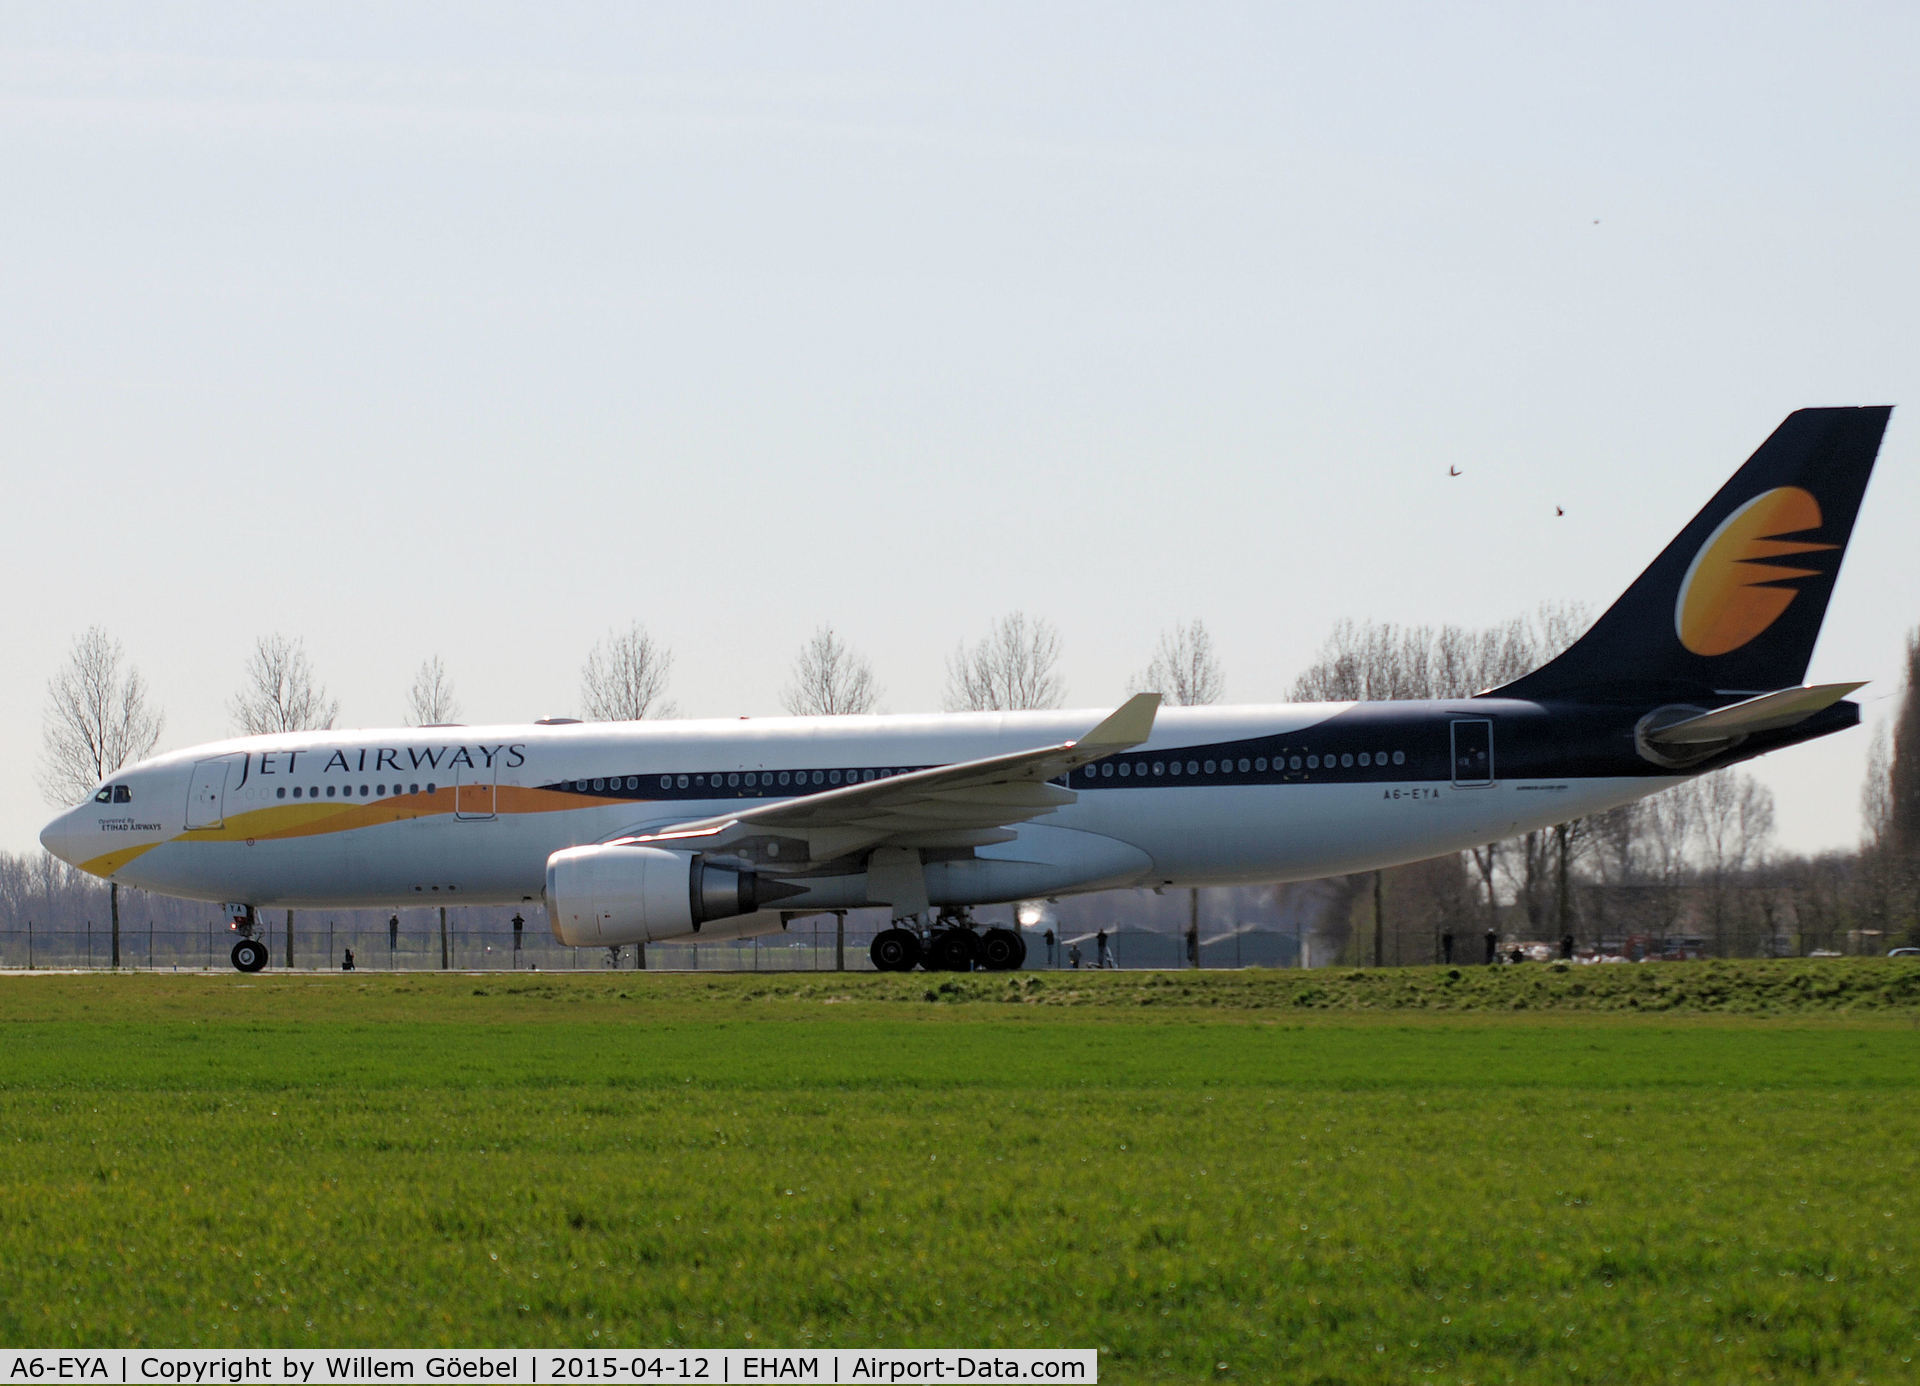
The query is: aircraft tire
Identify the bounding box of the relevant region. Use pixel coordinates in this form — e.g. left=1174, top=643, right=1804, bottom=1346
left=976, top=928, right=1024, bottom=972
left=231, top=939, right=269, bottom=973
left=870, top=928, right=921, bottom=973
left=926, top=930, right=977, bottom=972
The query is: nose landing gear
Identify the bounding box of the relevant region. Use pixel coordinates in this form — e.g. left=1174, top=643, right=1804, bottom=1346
left=228, top=905, right=268, bottom=973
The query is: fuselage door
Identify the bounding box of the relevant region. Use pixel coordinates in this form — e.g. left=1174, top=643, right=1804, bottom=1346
left=1450, top=719, right=1494, bottom=788
left=185, top=758, right=232, bottom=829
left=455, top=761, right=497, bottom=821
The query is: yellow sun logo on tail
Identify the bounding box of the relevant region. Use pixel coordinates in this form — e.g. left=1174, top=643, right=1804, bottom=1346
left=1675, top=487, right=1836, bottom=657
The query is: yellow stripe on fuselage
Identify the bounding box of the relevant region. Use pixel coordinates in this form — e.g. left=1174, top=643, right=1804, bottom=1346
left=78, top=786, right=633, bottom=878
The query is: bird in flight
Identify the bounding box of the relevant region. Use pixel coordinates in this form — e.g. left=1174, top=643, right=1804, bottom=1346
left=1555, top=506, right=1565, bottom=517
left=1448, top=465, right=1461, bottom=477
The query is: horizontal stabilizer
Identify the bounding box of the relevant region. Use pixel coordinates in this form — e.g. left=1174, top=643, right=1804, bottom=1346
left=1643, top=682, right=1865, bottom=746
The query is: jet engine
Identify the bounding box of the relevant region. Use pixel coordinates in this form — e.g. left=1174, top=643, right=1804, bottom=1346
left=545, top=844, right=769, bottom=946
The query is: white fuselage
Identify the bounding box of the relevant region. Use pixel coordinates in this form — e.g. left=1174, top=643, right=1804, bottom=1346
left=40, top=701, right=1670, bottom=941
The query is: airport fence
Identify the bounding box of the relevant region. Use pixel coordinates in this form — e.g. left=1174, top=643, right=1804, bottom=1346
left=0, top=921, right=1311, bottom=972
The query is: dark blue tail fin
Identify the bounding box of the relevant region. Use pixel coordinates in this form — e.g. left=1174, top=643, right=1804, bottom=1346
left=1493, top=406, right=1892, bottom=702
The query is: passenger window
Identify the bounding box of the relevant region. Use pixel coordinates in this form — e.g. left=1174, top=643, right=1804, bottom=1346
left=1237, top=758, right=1250, bottom=773
left=1393, top=750, right=1406, bottom=766
left=277, top=787, right=287, bottom=799
left=1255, top=757, right=1267, bottom=772
left=1117, top=762, right=1129, bottom=777
left=593, top=778, right=605, bottom=791
left=1341, top=753, right=1354, bottom=768
left=1186, top=760, right=1199, bottom=775
left=411, top=783, right=421, bottom=795
left=113, top=785, right=132, bottom=803
left=1203, top=760, right=1217, bottom=774
left=360, top=785, right=369, bottom=796
left=1307, top=755, right=1319, bottom=769
left=1100, top=763, right=1113, bottom=777
left=660, top=776, right=672, bottom=789
left=1152, top=761, right=1165, bottom=775
left=829, top=770, right=842, bottom=785
left=1290, top=756, right=1302, bottom=770
left=676, top=775, right=689, bottom=789
left=326, top=785, right=336, bottom=797
left=1359, top=753, right=1371, bottom=767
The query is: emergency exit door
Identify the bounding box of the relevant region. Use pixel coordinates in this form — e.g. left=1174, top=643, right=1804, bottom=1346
left=1450, top=719, right=1494, bottom=787
left=185, top=758, right=231, bottom=829
left=454, top=762, right=496, bottom=820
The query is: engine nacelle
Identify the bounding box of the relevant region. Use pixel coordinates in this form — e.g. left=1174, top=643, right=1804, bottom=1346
left=545, top=844, right=764, bottom=947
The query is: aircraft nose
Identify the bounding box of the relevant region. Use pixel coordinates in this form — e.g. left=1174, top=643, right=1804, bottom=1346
left=40, top=809, right=78, bottom=866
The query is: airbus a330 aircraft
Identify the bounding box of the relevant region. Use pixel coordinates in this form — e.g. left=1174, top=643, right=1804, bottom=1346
left=41, top=407, right=1892, bottom=973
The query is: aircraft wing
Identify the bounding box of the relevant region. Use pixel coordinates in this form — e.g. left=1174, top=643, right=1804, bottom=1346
left=621, top=693, right=1161, bottom=863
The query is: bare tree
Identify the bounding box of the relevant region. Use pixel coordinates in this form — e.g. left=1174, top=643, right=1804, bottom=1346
left=1863, top=722, right=1894, bottom=849
left=39, top=627, right=165, bottom=806
left=782, top=626, right=880, bottom=716
left=1694, top=768, right=1777, bottom=954
left=39, top=626, right=165, bottom=969
left=231, top=634, right=339, bottom=736
left=1132, top=619, right=1224, bottom=707
left=944, top=613, right=1064, bottom=712
left=405, top=656, right=462, bottom=726
left=1888, top=629, right=1920, bottom=858
left=581, top=623, right=675, bottom=721
left=1289, top=603, right=1589, bottom=703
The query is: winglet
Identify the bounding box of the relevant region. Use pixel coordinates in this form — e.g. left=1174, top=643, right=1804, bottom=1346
left=1074, top=693, right=1161, bottom=753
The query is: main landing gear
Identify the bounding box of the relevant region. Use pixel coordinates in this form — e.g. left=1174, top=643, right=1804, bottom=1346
left=869, top=911, right=1028, bottom=974
left=229, top=905, right=268, bottom=973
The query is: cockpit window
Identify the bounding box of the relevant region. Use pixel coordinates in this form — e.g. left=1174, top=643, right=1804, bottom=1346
left=93, top=787, right=111, bottom=803
left=112, top=785, right=132, bottom=804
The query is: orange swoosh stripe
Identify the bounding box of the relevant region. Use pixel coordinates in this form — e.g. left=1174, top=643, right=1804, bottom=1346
left=82, top=787, right=641, bottom=875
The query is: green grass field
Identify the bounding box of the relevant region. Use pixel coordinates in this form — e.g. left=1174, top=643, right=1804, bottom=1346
left=3, top=963, right=1918, bottom=1383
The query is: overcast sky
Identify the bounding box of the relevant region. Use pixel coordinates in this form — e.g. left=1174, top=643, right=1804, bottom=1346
left=4, top=2, right=1917, bottom=858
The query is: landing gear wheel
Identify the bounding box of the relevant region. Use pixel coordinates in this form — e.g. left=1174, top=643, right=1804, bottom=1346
left=926, top=930, right=978, bottom=972
left=231, top=939, right=269, bottom=973
left=870, top=928, right=922, bottom=973
left=977, top=928, right=1026, bottom=971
